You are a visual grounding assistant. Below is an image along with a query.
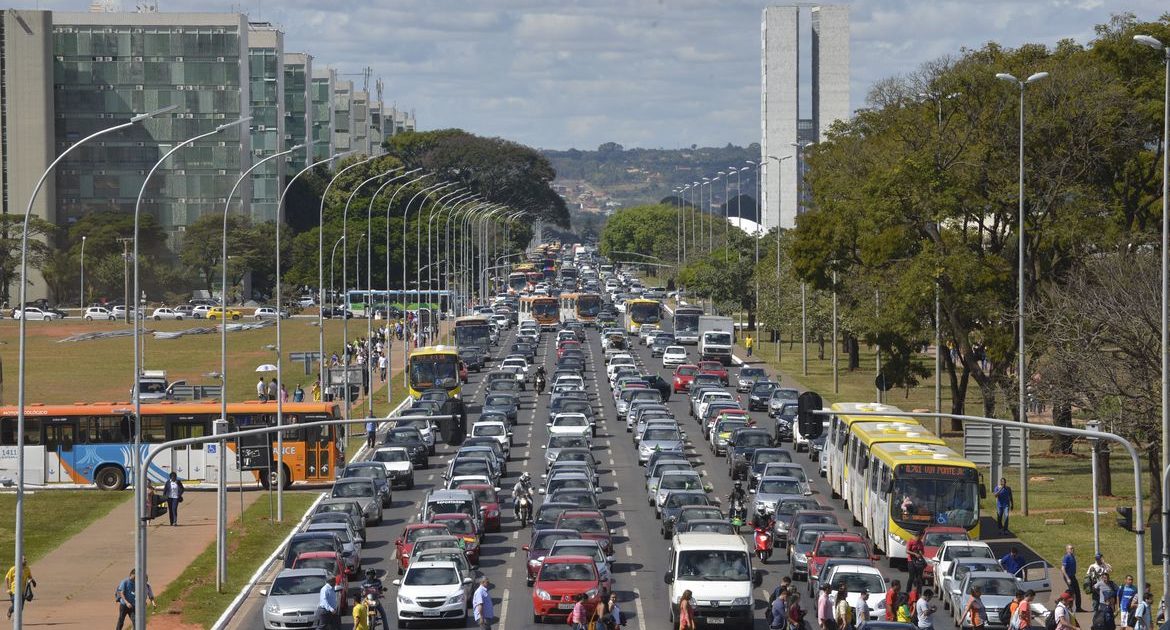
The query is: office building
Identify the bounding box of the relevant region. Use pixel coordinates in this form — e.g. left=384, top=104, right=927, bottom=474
left=352, top=90, right=370, bottom=155
left=247, top=22, right=284, bottom=223
left=310, top=67, right=336, bottom=162
left=332, top=79, right=353, bottom=152
left=761, top=4, right=849, bottom=230
left=283, top=52, right=312, bottom=173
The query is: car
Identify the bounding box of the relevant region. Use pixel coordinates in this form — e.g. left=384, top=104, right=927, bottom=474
left=930, top=540, right=996, bottom=595
left=522, top=529, right=581, bottom=585
left=191, top=304, right=211, bottom=319
left=383, top=427, right=430, bottom=468
left=302, top=522, right=363, bottom=576
left=788, top=522, right=846, bottom=579
left=370, top=447, right=416, bottom=489
left=736, top=366, right=768, bottom=392
left=938, top=557, right=1006, bottom=612
left=767, top=388, right=800, bottom=417
left=532, top=501, right=579, bottom=533
left=554, top=509, right=615, bottom=555
left=653, top=470, right=705, bottom=511
left=920, top=525, right=971, bottom=583
left=645, top=459, right=694, bottom=504
left=752, top=475, right=806, bottom=517
left=469, top=420, right=511, bottom=457
left=456, top=483, right=502, bottom=533
left=778, top=507, right=837, bottom=548
left=805, top=532, right=876, bottom=587
left=206, top=306, right=242, bottom=320
left=482, top=393, right=520, bottom=425
left=637, top=373, right=673, bottom=402
left=260, top=568, right=330, bottom=630
left=671, top=364, right=699, bottom=392
left=697, top=360, right=729, bottom=386
left=418, top=489, right=484, bottom=534
left=312, top=499, right=367, bottom=540
left=111, top=305, right=144, bottom=319
left=747, top=380, right=780, bottom=410
left=637, top=425, right=687, bottom=466
left=459, top=347, right=486, bottom=371
left=393, top=416, right=438, bottom=454
left=530, top=555, right=603, bottom=624
left=283, top=532, right=344, bottom=570
left=747, top=448, right=796, bottom=490
left=12, top=307, right=60, bottom=321
left=543, top=435, right=592, bottom=471
left=329, top=478, right=383, bottom=526
left=548, top=413, right=595, bottom=439
left=149, top=307, right=184, bottom=320
left=548, top=539, right=615, bottom=597
left=290, top=551, right=349, bottom=610
left=759, top=462, right=811, bottom=495
left=816, top=563, right=887, bottom=618
left=427, top=513, right=482, bottom=567
left=666, top=505, right=724, bottom=539
left=659, top=489, right=713, bottom=528
left=659, top=345, right=687, bottom=368
left=392, top=560, right=472, bottom=627
left=341, top=462, right=392, bottom=507
left=254, top=306, right=289, bottom=320
left=949, top=571, right=1045, bottom=629
left=393, top=523, right=453, bottom=575
left=726, top=428, right=775, bottom=480
left=322, top=306, right=354, bottom=319
left=84, top=306, right=116, bottom=321
left=773, top=403, right=798, bottom=441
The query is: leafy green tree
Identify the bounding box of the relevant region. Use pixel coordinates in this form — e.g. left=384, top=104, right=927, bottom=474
left=0, top=215, right=58, bottom=305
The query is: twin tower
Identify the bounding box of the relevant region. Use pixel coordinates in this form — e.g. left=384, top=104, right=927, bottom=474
left=761, top=4, right=850, bottom=231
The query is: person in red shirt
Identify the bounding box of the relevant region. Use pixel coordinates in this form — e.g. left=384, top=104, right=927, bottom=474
left=907, top=530, right=927, bottom=590
left=886, top=580, right=902, bottom=621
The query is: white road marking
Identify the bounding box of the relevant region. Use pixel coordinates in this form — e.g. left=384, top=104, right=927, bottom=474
left=633, top=587, right=648, bottom=630
left=615, top=496, right=623, bottom=505
left=498, top=588, right=510, bottom=629
left=506, top=567, right=513, bottom=579
left=512, top=530, right=519, bottom=540
left=625, top=546, right=633, bottom=557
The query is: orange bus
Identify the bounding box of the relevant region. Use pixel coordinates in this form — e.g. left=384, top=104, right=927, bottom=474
left=519, top=295, right=560, bottom=330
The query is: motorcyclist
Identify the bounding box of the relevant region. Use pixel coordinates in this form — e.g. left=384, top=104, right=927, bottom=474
left=513, top=472, right=534, bottom=520
left=728, top=481, right=747, bottom=514
left=534, top=366, right=547, bottom=393
left=360, top=568, right=389, bottom=630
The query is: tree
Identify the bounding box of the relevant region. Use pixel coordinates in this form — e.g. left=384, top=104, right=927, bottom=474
left=0, top=215, right=57, bottom=305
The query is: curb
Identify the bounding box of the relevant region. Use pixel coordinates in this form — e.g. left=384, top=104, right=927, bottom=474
left=210, top=395, right=413, bottom=630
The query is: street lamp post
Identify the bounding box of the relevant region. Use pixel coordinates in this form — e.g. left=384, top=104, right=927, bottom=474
left=766, top=154, right=792, bottom=361
left=401, top=181, right=456, bottom=385
left=1134, top=33, right=1170, bottom=606
left=692, top=181, right=700, bottom=253
left=15, top=104, right=175, bottom=630
left=79, top=236, right=86, bottom=310
left=996, top=69, right=1048, bottom=516
left=329, top=235, right=346, bottom=326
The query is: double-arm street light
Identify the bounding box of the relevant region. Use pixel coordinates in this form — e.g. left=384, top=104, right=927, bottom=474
left=15, top=103, right=177, bottom=630
left=400, top=181, right=457, bottom=382
left=996, top=69, right=1048, bottom=516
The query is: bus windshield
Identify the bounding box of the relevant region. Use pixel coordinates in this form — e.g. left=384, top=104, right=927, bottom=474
left=629, top=302, right=660, bottom=324
left=410, top=354, right=460, bottom=390
left=508, top=273, right=527, bottom=292
left=532, top=300, right=558, bottom=318
left=577, top=295, right=602, bottom=317
left=454, top=323, right=491, bottom=349
left=674, top=312, right=701, bottom=333
left=891, top=466, right=979, bottom=529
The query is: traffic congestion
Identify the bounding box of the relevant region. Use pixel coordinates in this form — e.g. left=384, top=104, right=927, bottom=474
left=251, top=243, right=1057, bottom=630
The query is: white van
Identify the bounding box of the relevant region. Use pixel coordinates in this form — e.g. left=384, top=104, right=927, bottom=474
left=664, top=532, right=761, bottom=626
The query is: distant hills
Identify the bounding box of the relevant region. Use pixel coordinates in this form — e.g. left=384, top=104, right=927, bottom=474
left=543, top=143, right=762, bottom=221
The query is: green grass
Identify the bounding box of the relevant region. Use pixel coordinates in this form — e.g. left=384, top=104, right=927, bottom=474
left=153, top=490, right=319, bottom=627
left=0, top=490, right=130, bottom=563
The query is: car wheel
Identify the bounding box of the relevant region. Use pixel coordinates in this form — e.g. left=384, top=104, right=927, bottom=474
left=533, top=613, right=542, bottom=624
left=231, top=314, right=240, bottom=320
left=154, top=316, right=161, bottom=320
left=85, top=316, right=93, bottom=321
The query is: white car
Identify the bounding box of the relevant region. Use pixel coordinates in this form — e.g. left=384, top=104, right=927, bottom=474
left=470, top=420, right=512, bottom=456
left=111, top=305, right=144, bottom=319
left=254, top=307, right=287, bottom=320
left=371, top=447, right=416, bottom=489
left=12, top=307, right=60, bottom=321
left=817, top=564, right=887, bottom=618
left=551, top=374, right=584, bottom=391
left=606, top=357, right=636, bottom=381
left=83, top=306, right=115, bottom=321
left=392, top=561, right=471, bottom=626
left=150, top=307, right=184, bottom=320
left=191, top=305, right=211, bottom=319
left=500, top=357, right=529, bottom=374
left=547, top=413, right=595, bottom=439
left=662, top=346, right=688, bottom=367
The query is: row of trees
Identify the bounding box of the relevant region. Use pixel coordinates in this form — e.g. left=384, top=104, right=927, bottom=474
left=1, top=129, right=568, bottom=306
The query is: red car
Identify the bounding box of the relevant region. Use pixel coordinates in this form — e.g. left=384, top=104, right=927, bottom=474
left=531, top=554, right=603, bottom=623
left=672, top=364, right=700, bottom=393
left=393, top=523, right=450, bottom=575
left=460, top=483, right=502, bottom=533
left=522, top=528, right=581, bottom=585
left=920, top=525, right=970, bottom=581
left=557, top=339, right=581, bottom=359
left=429, top=513, right=482, bottom=567
left=698, top=360, right=730, bottom=386
left=806, top=532, right=877, bottom=586
left=554, top=510, right=614, bottom=556
left=291, top=551, right=348, bottom=608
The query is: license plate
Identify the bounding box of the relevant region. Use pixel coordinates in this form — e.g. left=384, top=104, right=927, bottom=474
left=558, top=603, right=576, bottom=610
left=423, top=610, right=440, bottom=617
left=706, top=617, right=725, bottom=624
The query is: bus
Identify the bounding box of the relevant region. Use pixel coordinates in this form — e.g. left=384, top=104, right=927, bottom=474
left=453, top=315, right=492, bottom=351
left=843, top=421, right=945, bottom=518
left=825, top=402, right=913, bottom=502
left=672, top=304, right=705, bottom=344
left=559, top=292, right=603, bottom=326
left=507, top=272, right=528, bottom=294
left=623, top=298, right=662, bottom=334
left=407, top=345, right=462, bottom=400
left=0, top=401, right=342, bottom=491
left=858, top=442, right=982, bottom=558
left=519, top=295, right=560, bottom=330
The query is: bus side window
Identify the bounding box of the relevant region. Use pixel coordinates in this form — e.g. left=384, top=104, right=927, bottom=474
left=23, top=419, right=43, bottom=446
left=880, top=465, right=891, bottom=495
left=141, top=416, right=167, bottom=442
left=0, top=418, right=15, bottom=446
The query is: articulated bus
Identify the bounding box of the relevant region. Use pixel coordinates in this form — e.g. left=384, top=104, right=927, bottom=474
left=858, top=443, right=981, bottom=558
left=0, top=402, right=342, bottom=491
left=843, top=422, right=946, bottom=520
left=559, top=292, right=603, bottom=326
left=826, top=402, right=913, bottom=502
left=672, top=305, right=705, bottom=344
left=407, top=345, right=462, bottom=400
left=623, top=298, right=662, bottom=334
left=519, top=296, right=560, bottom=330
left=453, top=315, right=492, bottom=350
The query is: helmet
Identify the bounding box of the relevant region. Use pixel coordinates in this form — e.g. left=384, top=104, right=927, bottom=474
left=366, top=568, right=376, bottom=579
left=734, top=481, right=743, bottom=490
left=520, top=472, right=531, bottom=482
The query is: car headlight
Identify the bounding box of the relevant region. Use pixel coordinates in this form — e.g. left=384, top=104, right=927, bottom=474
left=794, top=551, right=807, bottom=563
left=398, top=595, right=416, bottom=605
left=730, top=596, right=752, bottom=606
left=445, top=591, right=465, bottom=605
left=585, top=588, right=600, bottom=599
left=266, top=603, right=281, bottom=613
left=890, top=533, right=905, bottom=545
left=534, top=588, right=552, bottom=600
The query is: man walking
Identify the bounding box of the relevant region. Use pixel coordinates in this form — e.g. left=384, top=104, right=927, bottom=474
left=473, top=577, right=494, bottom=629
left=746, top=335, right=754, bottom=357
left=114, top=568, right=154, bottom=630
left=818, top=583, right=838, bottom=630
left=916, top=589, right=937, bottom=630
left=993, top=477, right=1014, bottom=533
left=5, top=556, right=34, bottom=620
left=366, top=420, right=377, bottom=450
left=162, top=472, right=184, bottom=526
left=1063, top=545, right=1084, bottom=612
left=257, top=377, right=267, bottom=402
left=317, top=575, right=340, bottom=630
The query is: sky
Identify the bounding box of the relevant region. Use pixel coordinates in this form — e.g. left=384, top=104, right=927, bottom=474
left=39, top=0, right=1170, bottom=150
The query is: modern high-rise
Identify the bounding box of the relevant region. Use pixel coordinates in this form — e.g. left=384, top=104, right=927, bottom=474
left=310, top=67, right=336, bottom=161
left=332, top=79, right=353, bottom=152
left=247, top=22, right=284, bottom=223
left=283, top=52, right=313, bottom=173
left=761, top=4, right=850, bottom=230
left=352, top=90, right=370, bottom=156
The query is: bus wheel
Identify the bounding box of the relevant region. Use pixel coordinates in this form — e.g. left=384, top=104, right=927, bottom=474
left=258, top=465, right=289, bottom=490
left=95, top=466, right=126, bottom=491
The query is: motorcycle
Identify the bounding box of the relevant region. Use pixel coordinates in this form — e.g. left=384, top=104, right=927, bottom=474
left=754, top=523, right=774, bottom=563
left=360, top=583, right=389, bottom=630
left=516, top=494, right=533, bottom=528
left=728, top=500, right=747, bottom=532
left=534, top=374, right=546, bottom=395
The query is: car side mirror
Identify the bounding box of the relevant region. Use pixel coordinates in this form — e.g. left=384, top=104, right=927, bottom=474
left=663, top=571, right=674, bottom=584
left=463, top=577, right=473, bottom=585
left=392, top=579, right=401, bottom=586
left=259, top=588, right=269, bottom=596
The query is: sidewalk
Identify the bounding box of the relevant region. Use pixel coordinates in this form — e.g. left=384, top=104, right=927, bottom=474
left=20, top=489, right=260, bottom=628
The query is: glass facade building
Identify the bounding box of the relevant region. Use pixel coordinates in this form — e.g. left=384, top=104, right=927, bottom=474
left=332, top=79, right=352, bottom=152
left=247, top=22, right=283, bottom=223
left=310, top=67, right=335, bottom=162
left=283, top=52, right=312, bottom=173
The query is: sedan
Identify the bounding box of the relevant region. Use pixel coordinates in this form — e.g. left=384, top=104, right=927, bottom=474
left=341, top=462, right=392, bottom=508
left=329, top=478, right=383, bottom=526
left=548, top=413, right=594, bottom=439
left=371, top=447, right=416, bottom=489
left=522, top=529, right=581, bottom=585
left=392, top=560, right=473, bottom=627
left=482, top=394, right=520, bottom=425
left=383, top=428, right=429, bottom=468
left=737, top=366, right=769, bottom=392
left=662, top=346, right=688, bottom=367
left=84, top=306, right=116, bottom=321
left=12, top=307, right=60, bottom=321
left=531, top=555, right=602, bottom=623
left=393, top=523, right=452, bottom=575
left=261, top=568, right=329, bottom=630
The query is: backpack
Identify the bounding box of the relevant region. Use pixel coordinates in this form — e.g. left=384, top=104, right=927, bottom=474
left=999, top=605, right=1014, bottom=627
left=1046, top=607, right=1060, bottom=630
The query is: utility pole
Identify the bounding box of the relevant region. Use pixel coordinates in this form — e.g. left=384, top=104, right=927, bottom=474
left=119, top=237, right=133, bottom=324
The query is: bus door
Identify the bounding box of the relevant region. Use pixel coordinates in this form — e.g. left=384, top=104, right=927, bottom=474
left=44, top=417, right=78, bottom=483
left=168, top=418, right=209, bottom=480
left=303, top=422, right=335, bottom=482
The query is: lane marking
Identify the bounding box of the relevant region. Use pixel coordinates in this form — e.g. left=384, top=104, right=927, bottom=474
left=633, top=586, right=648, bottom=630
left=506, top=567, right=513, bottom=579
left=625, top=546, right=633, bottom=557
left=498, top=588, right=509, bottom=629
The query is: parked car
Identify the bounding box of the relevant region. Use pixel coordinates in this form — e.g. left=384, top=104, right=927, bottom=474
left=12, top=307, right=60, bottom=321
left=150, top=307, right=184, bottom=320
left=206, top=306, right=242, bottom=320
left=254, top=306, right=289, bottom=320
left=84, top=306, right=115, bottom=321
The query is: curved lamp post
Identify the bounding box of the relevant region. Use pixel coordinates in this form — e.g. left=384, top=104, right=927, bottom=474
left=399, top=181, right=456, bottom=385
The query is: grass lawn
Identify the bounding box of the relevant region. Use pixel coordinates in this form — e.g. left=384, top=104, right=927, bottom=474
left=0, top=490, right=129, bottom=562
left=153, top=490, right=319, bottom=628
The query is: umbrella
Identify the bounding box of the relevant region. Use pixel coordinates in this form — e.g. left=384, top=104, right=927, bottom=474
left=255, top=364, right=277, bottom=373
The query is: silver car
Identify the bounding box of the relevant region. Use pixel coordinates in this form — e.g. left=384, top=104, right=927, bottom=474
left=261, top=568, right=329, bottom=630
left=637, top=426, right=687, bottom=465
left=751, top=476, right=804, bottom=516
left=736, top=367, right=768, bottom=392
left=330, top=478, right=384, bottom=526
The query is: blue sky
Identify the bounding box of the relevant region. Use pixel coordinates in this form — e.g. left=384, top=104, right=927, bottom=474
left=40, top=0, right=1170, bottom=150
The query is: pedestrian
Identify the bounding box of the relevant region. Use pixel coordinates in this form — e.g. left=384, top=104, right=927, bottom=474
left=678, top=589, right=697, bottom=630
left=293, top=383, right=305, bottom=402
left=5, top=556, right=34, bottom=620
left=378, top=353, right=387, bottom=382
left=963, top=586, right=986, bottom=629
left=993, top=477, right=1014, bottom=533
left=1000, top=547, right=1025, bottom=577
left=835, top=584, right=855, bottom=630
left=114, top=568, right=154, bottom=630
left=746, top=334, right=754, bottom=357
left=907, top=529, right=927, bottom=589
left=1119, top=575, right=1138, bottom=629
left=366, top=420, right=376, bottom=450
left=1095, top=574, right=1118, bottom=630
left=818, top=583, right=838, bottom=630
left=257, top=376, right=267, bottom=402
left=1055, top=593, right=1076, bottom=630
left=311, top=379, right=322, bottom=402
left=569, top=593, right=589, bottom=630
left=769, top=586, right=789, bottom=630
left=1133, top=591, right=1153, bottom=630
left=268, top=377, right=278, bottom=401
left=855, top=588, right=871, bottom=626
left=789, top=591, right=807, bottom=630
left=916, top=589, right=937, bottom=630
left=279, top=384, right=288, bottom=403
left=1087, top=555, right=1113, bottom=612
left=162, top=471, right=184, bottom=526
left=472, top=576, right=494, bottom=629
left=1015, top=590, right=1035, bottom=630
left=895, top=593, right=912, bottom=624
left=1063, top=545, right=1085, bottom=612
left=317, top=575, right=340, bottom=630
left=352, top=593, right=370, bottom=630
left=885, top=580, right=902, bottom=621
left=608, top=593, right=626, bottom=628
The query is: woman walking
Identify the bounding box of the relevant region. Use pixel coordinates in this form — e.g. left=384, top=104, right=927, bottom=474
left=678, top=590, right=696, bottom=630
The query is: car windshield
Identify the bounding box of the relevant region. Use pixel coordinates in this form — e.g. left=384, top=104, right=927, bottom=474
left=270, top=573, right=327, bottom=596
left=294, top=558, right=337, bottom=576
left=549, top=436, right=588, bottom=449
left=406, top=527, right=447, bottom=543
left=682, top=508, right=723, bottom=521
left=554, top=545, right=604, bottom=562
left=667, top=493, right=707, bottom=508
left=388, top=431, right=422, bottom=444
left=556, top=416, right=588, bottom=426
left=777, top=502, right=819, bottom=516
left=834, top=572, right=885, bottom=594
left=799, top=529, right=838, bottom=545
left=755, top=451, right=793, bottom=466
left=539, top=562, right=596, bottom=582
left=405, top=567, right=459, bottom=586
left=475, top=424, right=506, bottom=437
left=677, top=550, right=750, bottom=581
left=561, top=516, right=605, bottom=532
left=373, top=450, right=407, bottom=463
left=533, top=531, right=575, bottom=550
left=438, top=518, right=474, bottom=535
left=660, top=475, right=701, bottom=490
left=644, top=429, right=680, bottom=441
left=343, top=467, right=382, bottom=480
left=816, top=540, right=869, bottom=558
left=955, top=562, right=1002, bottom=582
left=924, top=531, right=969, bottom=547
left=736, top=433, right=771, bottom=447
left=332, top=482, right=372, bottom=498
left=969, top=577, right=1018, bottom=596
left=677, top=366, right=697, bottom=375
left=468, top=488, right=497, bottom=504
left=768, top=466, right=807, bottom=483
left=741, top=368, right=766, bottom=378
left=689, top=522, right=735, bottom=534
left=451, top=461, right=489, bottom=476
left=945, top=546, right=995, bottom=561
left=485, top=396, right=513, bottom=406
left=535, top=506, right=570, bottom=527
left=652, top=463, right=691, bottom=478
left=759, top=479, right=801, bottom=495
left=290, top=539, right=334, bottom=555
left=429, top=501, right=472, bottom=516
left=316, top=503, right=358, bottom=518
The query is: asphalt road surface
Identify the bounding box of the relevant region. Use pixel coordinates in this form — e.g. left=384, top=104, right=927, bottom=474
left=235, top=320, right=975, bottom=630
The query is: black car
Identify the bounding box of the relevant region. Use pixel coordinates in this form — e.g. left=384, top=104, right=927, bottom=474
left=637, top=373, right=672, bottom=402
left=747, top=447, right=796, bottom=490
left=531, top=501, right=577, bottom=533
left=321, top=306, right=354, bottom=319
left=726, top=428, right=775, bottom=481
left=510, top=342, right=536, bottom=362
left=459, top=347, right=486, bottom=371
left=383, top=427, right=429, bottom=468
left=748, top=381, right=780, bottom=411
left=341, top=462, right=392, bottom=508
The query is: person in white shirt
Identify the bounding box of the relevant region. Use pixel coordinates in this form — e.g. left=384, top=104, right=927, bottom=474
left=916, top=589, right=937, bottom=630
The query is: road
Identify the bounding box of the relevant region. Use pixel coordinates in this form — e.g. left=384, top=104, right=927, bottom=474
left=233, top=319, right=975, bottom=630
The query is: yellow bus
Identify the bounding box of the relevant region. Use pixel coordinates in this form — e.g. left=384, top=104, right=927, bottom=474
left=407, top=345, right=462, bottom=400
left=453, top=315, right=492, bottom=350
left=825, top=402, right=912, bottom=502
left=520, top=295, right=559, bottom=330
left=859, top=442, right=982, bottom=558
left=623, top=298, right=661, bottom=334
left=559, top=292, right=603, bottom=326
left=844, top=421, right=945, bottom=518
